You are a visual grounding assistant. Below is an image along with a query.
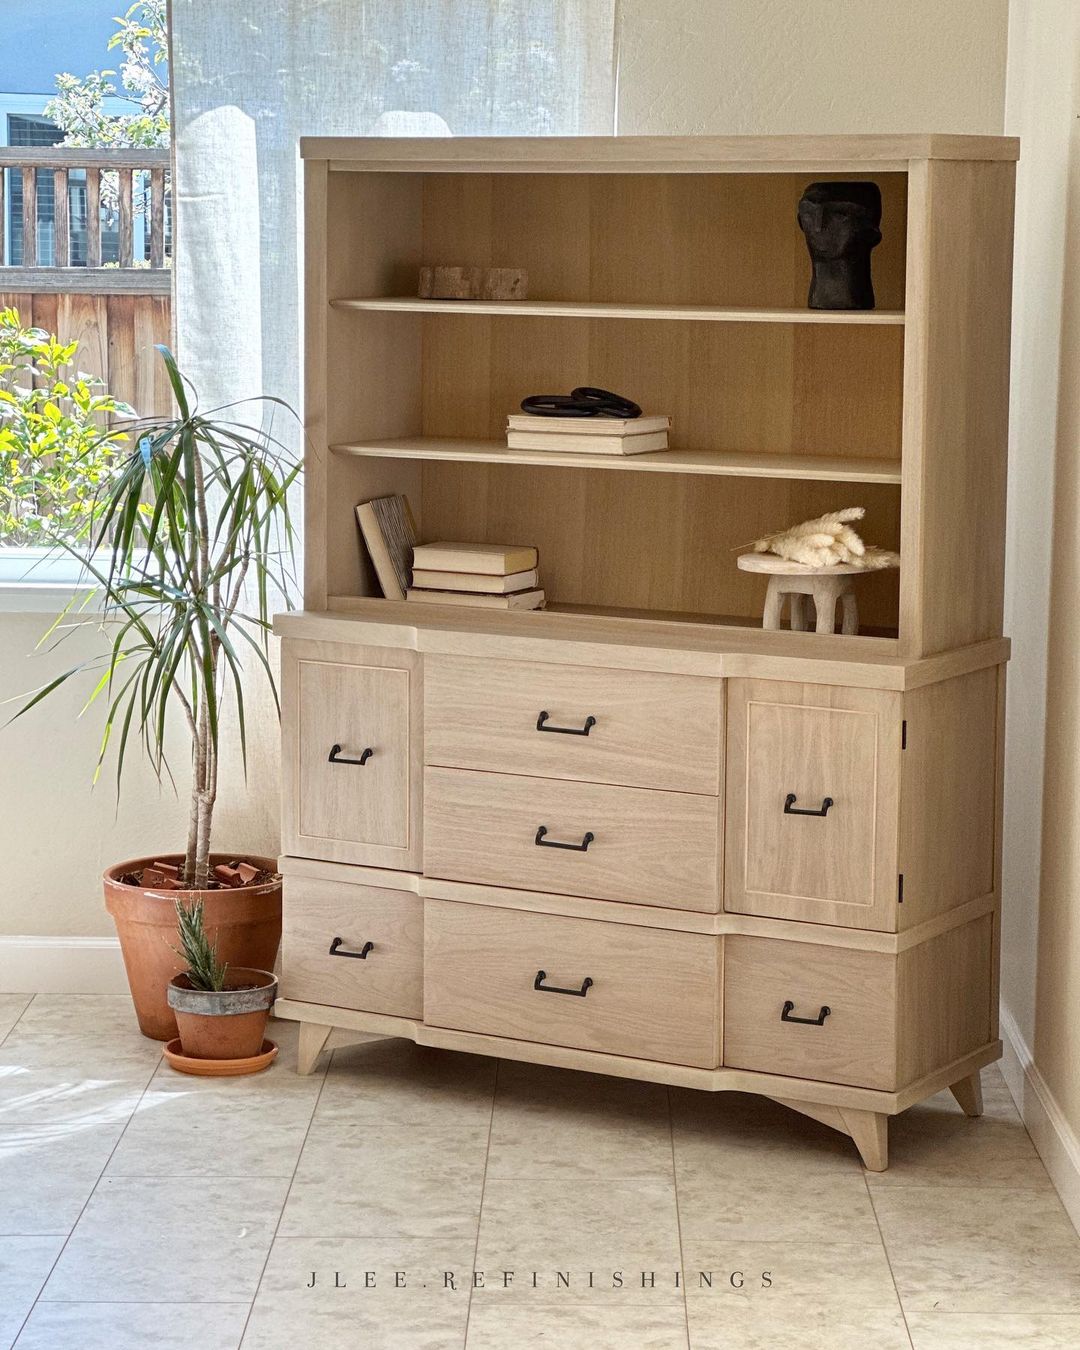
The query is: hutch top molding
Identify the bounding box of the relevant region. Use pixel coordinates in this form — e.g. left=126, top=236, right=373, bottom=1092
left=302, top=133, right=1020, bottom=172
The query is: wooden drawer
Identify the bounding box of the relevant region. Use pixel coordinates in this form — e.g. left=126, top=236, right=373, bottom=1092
left=281, top=876, right=423, bottom=1018
left=282, top=642, right=420, bottom=868
left=424, top=655, right=721, bottom=793
left=724, top=917, right=993, bottom=1091
left=725, top=680, right=901, bottom=931
left=424, top=767, right=720, bottom=911
left=724, top=935, right=898, bottom=1089
left=424, top=899, right=720, bottom=1067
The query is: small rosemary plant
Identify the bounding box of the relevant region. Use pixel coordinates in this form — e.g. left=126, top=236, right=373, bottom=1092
left=173, top=899, right=228, bottom=991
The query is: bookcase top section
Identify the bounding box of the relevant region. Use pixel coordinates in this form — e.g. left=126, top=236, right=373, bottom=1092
left=303, top=133, right=1020, bottom=173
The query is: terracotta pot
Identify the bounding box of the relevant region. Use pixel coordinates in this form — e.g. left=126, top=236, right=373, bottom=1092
left=168, top=968, right=278, bottom=1061
left=103, top=854, right=281, bottom=1041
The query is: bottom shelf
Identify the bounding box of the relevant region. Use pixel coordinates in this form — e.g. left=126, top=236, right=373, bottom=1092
left=325, top=594, right=900, bottom=643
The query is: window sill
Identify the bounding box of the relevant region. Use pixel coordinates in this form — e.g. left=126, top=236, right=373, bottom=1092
left=0, top=548, right=103, bottom=614
left=0, top=581, right=101, bottom=614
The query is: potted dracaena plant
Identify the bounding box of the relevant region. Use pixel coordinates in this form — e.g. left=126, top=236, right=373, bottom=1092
left=167, top=899, right=278, bottom=1072
left=13, top=347, right=299, bottom=1040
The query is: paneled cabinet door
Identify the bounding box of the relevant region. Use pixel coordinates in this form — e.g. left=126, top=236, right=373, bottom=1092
left=282, top=641, right=420, bottom=868
left=725, top=680, right=902, bottom=931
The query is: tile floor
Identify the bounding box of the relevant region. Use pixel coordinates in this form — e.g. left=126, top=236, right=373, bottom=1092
left=2, top=993, right=1080, bottom=1348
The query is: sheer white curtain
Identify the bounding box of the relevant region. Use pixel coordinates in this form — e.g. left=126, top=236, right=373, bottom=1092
left=170, top=1, right=617, bottom=410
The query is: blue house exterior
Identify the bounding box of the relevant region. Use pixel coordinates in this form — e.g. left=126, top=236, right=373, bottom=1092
left=0, top=0, right=126, bottom=141
left=1, top=2, right=149, bottom=264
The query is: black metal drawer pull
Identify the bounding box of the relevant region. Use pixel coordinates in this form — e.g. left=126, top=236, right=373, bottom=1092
left=329, top=937, right=374, bottom=959
left=781, top=1000, right=831, bottom=1026
left=534, top=825, right=595, bottom=851
left=536, top=711, right=597, bottom=736
left=329, top=743, right=373, bottom=766
left=784, top=793, right=834, bottom=817
left=535, top=969, right=593, bottom=997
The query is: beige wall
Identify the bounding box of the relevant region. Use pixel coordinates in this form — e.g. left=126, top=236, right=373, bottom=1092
left=0, top=610, right=279, bottom=937
left=1005, top=0, right=1080, bottom=1122
left=615, top=0, right=1008, bottom=134
left=999, top=0, right=1079, bottom=1064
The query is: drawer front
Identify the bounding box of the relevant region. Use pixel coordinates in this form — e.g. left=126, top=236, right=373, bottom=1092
left=424, top=899, right=720, bottom=1067
left=424, top=767, right=720, bottom=911
left=724, top=935, right=897, bottom=1090
left=282, top=642, right=419, bottom=868
left=725, top=680, right=901, bottom=931
left=281, top=877, right=423, bottom=1018
left=425, top=655, right=721, bottom=794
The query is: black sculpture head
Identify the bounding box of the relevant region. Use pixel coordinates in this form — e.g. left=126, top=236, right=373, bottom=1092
left=797, top=181, right=883, bottom=310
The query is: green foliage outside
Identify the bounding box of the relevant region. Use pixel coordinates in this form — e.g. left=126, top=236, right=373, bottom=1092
left=0, top=308, right=134, bottom=546
left=45, top=0, right=169, bottom=149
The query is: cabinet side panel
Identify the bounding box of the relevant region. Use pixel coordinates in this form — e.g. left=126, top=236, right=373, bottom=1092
left=304, top=160, right=329, bottom=609
left=896, top=914, right=994, bottom=1085
left=898, top=666, right=999, bottom=928
left=901, top=159, right=1014, bottom=655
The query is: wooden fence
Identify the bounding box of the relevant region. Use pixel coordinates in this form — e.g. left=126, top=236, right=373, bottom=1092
left=0, top=147, right=172, bottom=417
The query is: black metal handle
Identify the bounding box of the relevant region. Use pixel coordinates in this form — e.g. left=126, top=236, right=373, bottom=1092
left=781, top=1000, right=831, bottom=1026
left=534, top=969, right=593, bottom=997
left=536, top=711, right=597, bottom=736
left=784, top=793, right=834, bottom=817
left=329, top=743, right=373, bottom=766
left=329, top=937, right=374, bottom=960
left=534, top=825, right=595, bottom=852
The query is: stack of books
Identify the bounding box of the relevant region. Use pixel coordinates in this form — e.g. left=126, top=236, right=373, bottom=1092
left=506, top=413, right=671, bottom=456
left=407, top=542, right=545, bottom=610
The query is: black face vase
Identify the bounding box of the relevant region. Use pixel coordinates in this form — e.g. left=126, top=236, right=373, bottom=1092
left=797, top=181, right=883, bottom=310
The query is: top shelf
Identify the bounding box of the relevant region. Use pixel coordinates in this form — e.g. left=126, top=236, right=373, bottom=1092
left=332, top=297, right=905, bottom=325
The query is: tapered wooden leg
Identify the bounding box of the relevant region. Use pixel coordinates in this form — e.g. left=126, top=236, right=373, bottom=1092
left=840, top=1108, right=889, bottom=1172
left=297, top=1021, right=333, bottom=1075
left=950, top=1069, right=984, bottom=1117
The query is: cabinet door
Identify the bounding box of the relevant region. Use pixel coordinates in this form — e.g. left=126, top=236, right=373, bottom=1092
left=282, top=641, right=420, bottom=868
left=725, top=680, right=901, bottom=931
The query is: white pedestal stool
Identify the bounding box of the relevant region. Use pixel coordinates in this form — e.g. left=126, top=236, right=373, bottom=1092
left=738, top=554, right=871, bottom=635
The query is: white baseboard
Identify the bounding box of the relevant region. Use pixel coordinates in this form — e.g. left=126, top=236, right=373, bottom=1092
left=1000, top=1002, right=1080, bottom=1235
left=0, top=936, right=128, bottom=995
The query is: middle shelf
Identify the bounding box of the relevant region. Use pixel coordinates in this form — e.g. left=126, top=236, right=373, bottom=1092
left=331, top=437, right=903, bottom=485
left=331, top=297, right=907, bottom=325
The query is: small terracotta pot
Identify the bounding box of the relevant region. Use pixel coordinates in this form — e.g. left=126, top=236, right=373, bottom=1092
left=168, top=968, right=278, bottom=1061
left=104, top=854, right=281, bottom=1042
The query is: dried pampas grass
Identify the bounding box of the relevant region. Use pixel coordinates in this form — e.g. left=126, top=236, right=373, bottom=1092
left=751, top=507, right=900, bottom=570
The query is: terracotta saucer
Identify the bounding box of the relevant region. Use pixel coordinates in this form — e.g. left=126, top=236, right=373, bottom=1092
left=163, top=1038, right=278, bottom=1077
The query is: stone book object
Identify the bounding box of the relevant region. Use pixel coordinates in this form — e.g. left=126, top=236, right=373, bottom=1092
left=418, top=266, right=528, bottom=300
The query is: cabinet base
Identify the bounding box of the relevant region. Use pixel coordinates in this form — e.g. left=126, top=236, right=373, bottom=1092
left=276, top=998, right=1001, bottom=1168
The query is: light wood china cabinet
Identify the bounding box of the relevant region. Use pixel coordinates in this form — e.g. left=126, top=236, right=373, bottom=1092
left=273, top=134, right=1016, bottom=1170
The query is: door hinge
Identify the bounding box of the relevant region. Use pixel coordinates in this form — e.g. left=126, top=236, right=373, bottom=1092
left=898, top=873, right=905, bottom=904
left=901, top=719, right=907, bottom=750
